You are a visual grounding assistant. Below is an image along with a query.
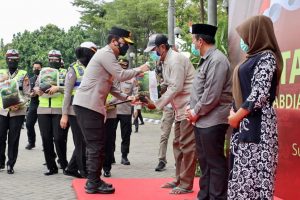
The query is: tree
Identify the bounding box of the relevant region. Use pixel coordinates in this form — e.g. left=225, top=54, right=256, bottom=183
left=72, top=0, right=107, bottom=46
left=0, top=38, right=5, bottom=68
left=73, top=0, right=169, bottom=66
left=9, top=24, right=90, bottom=74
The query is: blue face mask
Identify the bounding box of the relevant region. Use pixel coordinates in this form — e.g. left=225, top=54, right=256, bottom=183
left=191, top=43, right=200, bottom=56
left=240, top=39, right=249, bottom=53
left=149, top=51, right=160, bottom=61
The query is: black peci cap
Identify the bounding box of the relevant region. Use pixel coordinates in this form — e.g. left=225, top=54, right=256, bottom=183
left=191, top=24, right=218, bottom=38
left=109, top=27, right=134, bottom=44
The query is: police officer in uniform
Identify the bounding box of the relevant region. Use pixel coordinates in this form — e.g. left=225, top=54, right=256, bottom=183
left=0, top=49, right=29, bottom=174
left=34, top=50, right=68, bottom=175
left=114, top=58, right=138, bottom=165
left=73, top=27, right=149, bottom=194
left=25, top=61, right=43, bottom=150
left=60, top=42, right=97, bottom=178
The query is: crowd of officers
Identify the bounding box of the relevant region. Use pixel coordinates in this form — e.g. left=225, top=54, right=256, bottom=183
left=1, top=24, right=232, bottom=199
left=0, top=35, right=142, bottom=179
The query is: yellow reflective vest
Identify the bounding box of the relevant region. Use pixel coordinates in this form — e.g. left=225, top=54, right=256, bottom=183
left=0, top=69, right=27, bottom=109
left=39, top=68, right=66, bottom=108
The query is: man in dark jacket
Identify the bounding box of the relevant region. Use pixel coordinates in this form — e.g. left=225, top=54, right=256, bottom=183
left=25, top=61, right=43, bottom=150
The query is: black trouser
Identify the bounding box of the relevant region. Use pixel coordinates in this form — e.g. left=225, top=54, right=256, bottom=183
left=103, top=118, right=117, bottom=172
left=194, top=124, right=229, bottom=200
left=67, top=115, right=86, bottom=174
left=115, top=114, right=132, bottom=157
left=74, top=105, right=106, bottom=183
left=133, top=114, right=139, bottom=132
left=38, top=114, right=68, bottom=170
left=137, top=109, right=144, bottom=124
left=0, top=115, right=25, bottom=167
left=26, top=105, right=38, bottom=145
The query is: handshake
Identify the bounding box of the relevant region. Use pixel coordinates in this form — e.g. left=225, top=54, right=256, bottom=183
left=130, top=94, right=156, bottom=110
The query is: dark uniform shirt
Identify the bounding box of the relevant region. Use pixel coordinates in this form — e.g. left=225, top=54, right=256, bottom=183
left=29, top=75, right=39, bottom=108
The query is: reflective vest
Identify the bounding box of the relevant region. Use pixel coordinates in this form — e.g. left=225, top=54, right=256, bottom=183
left=39, top=68, right=66, bottom=108
left=0, top=69, right=27, bottom=109
left=59, top=68, right=67, bottom=86
left=70, top=62, right=85, bottom=96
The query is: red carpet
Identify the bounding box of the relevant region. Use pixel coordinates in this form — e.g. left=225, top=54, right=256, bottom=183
left=72, top=178, right=283, bottom=200
left=73, top=178, right=198, bottom=200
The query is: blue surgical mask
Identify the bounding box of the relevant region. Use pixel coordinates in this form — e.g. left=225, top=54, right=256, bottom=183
left=240, top=39, right=249, bottom=53
left=149, top=51, right=160, bottom=61
left=191, top=43, right=200, bottom=56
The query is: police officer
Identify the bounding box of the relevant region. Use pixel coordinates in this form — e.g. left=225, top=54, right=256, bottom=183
left=73, top=27, right=149, bottom=194
left=114, top=58, right=138, bottom=165
left=0, top=49, right=29, bottom=174
left=25, top=61, right=43, bottom=150
left=60, top=42, right=97, bottom=178
left=34, top=50, right=68, bottom=175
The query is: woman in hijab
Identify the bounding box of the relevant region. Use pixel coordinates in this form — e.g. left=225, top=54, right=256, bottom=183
left=227, top=15, right=283, bottom=199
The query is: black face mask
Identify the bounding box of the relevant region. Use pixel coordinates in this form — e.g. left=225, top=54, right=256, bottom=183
left=118, top=44, right=129, bottom=56
left=7, top=60, right=19, bottom=70
left=33, top=69, right=40, bottom=75
left=49, top=62, right=61, bottom=69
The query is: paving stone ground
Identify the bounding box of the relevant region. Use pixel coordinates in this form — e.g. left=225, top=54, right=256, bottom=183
left=0, top=121, right=175, bottom=200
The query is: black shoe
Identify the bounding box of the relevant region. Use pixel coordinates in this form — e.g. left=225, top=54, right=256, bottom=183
left=25, top=143, right=35, bottom=150
left=103, top=171, right=111, bottom=177
left=121, top=157, right=130, bottom=165
left=134, top=129, right=138, bottom=133
left=140, top=122, right=144, bottom=125
left=155, top=161, right=166, bottom=171
left=7, top=165, right=14, bottom=174
left=44, top=168, right=58, bottom=176
left=85, top=179, right=113, bottom=189
left=63, top=169, right=83, bottom=178
left=85, top=181, right=115, bottom=194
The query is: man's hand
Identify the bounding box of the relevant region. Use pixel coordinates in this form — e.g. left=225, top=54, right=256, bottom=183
left=137, top=63, right=150, bottom=73
left=126, top=95, right=136, bottom=102
left=144, top=96, right=156, bottom=110
left=185, top=107, right=199, bottom=124
left=10, top=105, right=20, bottom=111
left=60, top=114, right=69, bottom=129
left=45, top=86, right=59, bottom=95
left=34, top=87, right=44, bottom=96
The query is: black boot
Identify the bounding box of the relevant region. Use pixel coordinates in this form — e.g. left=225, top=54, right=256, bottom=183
left=85, top=180, right=115, bottom=194
left=121, top=156, right=130, bottom=165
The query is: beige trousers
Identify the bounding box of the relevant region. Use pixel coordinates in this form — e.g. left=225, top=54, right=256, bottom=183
left=173, top=119, right=197, bottom=190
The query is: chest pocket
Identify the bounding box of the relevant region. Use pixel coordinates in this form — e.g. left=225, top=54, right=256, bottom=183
left=121, top=82, right=132, bottom=95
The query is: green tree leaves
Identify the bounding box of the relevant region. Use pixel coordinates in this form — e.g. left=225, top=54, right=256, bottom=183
left=2, top=24, right=89, bottom=74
